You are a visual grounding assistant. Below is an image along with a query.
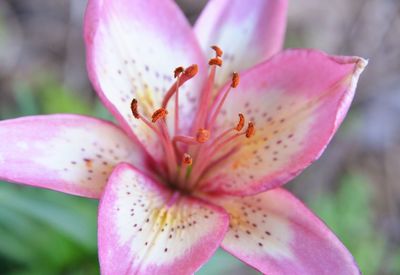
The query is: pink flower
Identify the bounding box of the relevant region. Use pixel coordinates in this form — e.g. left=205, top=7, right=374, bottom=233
left=0, top=0, right=367, bottom=274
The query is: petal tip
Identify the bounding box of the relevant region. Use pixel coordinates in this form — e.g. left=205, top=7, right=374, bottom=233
left=355, top=56, right=368, bottom=73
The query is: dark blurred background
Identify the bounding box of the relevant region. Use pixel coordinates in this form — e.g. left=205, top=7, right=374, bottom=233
left=0, top=0, right=399, bottom=274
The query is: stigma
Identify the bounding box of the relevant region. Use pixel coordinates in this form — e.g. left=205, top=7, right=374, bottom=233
left=130, top=45, right=255, bottom=191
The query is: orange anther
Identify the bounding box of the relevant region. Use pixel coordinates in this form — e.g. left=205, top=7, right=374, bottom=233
left=196, top=128, right=210, bottom=143
left=174, top=66, right=184, bottom=78
left=208, top=57, right=223, bottom=67
left=231, top=72, right=240, bottom=88
left=130, top=98, right=140, bottom=119
left=151, top=108, right=168, bottom=123
left=235, top=113, right=245, bottom=131
left=182, top=153, right=193, bottom=165
left=183, top=64, right=199, bottom=78
left=211, top=45, right=223, bottom=57
left=245, top=122, right=255, bottom=138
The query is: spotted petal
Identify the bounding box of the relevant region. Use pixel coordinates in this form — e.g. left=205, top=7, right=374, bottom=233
left=84, top=0, right=207, bottom=160
left=195, top=0, right=288, bottom=89
left=210, top=188, right=359, bottom=274
left=199, top=49, right=367, bottom=195
left=98, top=163, right=229, bottom=274
left=0, top=115, right=145, bottom=198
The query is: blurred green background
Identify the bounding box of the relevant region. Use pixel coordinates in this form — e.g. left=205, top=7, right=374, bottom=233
left=0, top=0, right=399, bottom=274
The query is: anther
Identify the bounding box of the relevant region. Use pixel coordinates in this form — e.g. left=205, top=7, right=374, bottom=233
left=196, top=128, right=210, bottom=143
left=211, top=45, right=223, bottom=57
left=235, top=113, right=245, bottom=131
left=130, top=98, right=140, bottom=119
left=231, top=72, right=240, bottom=88
left=209, top=57, right=223, bottom=67
left=174, top=66, right=184, bottom=78
left=245, top=122, right=255, bottom=138
left=151, top=108, right=168, bottom=123
left=183, top=64, right=198, bottom=78
left=161, top=65, right=198, bottom=109
left=182, top=153, right=193, bottom=165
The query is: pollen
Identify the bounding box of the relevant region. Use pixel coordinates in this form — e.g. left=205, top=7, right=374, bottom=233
left=211, top=45, right=223, bottom=57
left=174, top=66, right=184, bottom=78
left=183, top=64, right=199, bottom=78
left=208, top=57, right=223, bottom=67
left=151, top=108, right=168, bottom=123
left=196, top=128, right=210, bottom=143
left=245, top=122, right=255, bottom=138
left=235, top=113, right=245, bottom=131
left=231, top=72, right=240, bottom=88
left=182, top=153, right=193, bottom=165
left=130, top=98, right=140, bottom=119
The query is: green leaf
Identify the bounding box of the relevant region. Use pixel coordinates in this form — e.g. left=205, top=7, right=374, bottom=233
left=197, top=249, right=260, bottom=275
left=0, top=183, right=98, bottom=273
left=38, top=82, right=93, bottom=115
left=308, top=174, right=387, bottom=275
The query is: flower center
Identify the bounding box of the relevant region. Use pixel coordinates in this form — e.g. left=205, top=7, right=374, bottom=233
left=130, top=46, right=255, bottom=192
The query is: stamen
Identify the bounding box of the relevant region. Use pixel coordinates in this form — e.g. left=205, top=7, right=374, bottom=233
left=158, top=116, right=178, bottom=177
left=151, top=108, right=168, bottom=123
left=192, top=53, right=220, bottom=132
left=189, top=118, right=251, bottom=186
left=231, top=72, right=240, bottom=88
left=130, top=99, right=160, bottom=133
left=209, top=113, right=245, bottom=145
left=208, top=57, right=223, bottom=67
left=196, top=128, right=210, bottom=143
left=162, top=64, right=198, bottom=108
left=174, top=66, right=184, bottom=78
left=211, top=45, right=223, bottom=57
left=245, top=122, right=255, bottom=138
left=207, top=72, right=240, bottom=130
left=183, top=64, right=198, bottom=78
left=130, top=98, right=177, bottom=177
left=130, top=99, right=140, bottom=119
left=130, top=45, right=257, bottom=190
left=235, top=113, right=245, bottom=131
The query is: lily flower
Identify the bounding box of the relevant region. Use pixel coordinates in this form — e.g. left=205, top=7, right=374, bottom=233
left=0, top=0, right=367, bottom=274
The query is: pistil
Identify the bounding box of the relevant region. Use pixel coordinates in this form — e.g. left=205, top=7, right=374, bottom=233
left=178, top=153, right=192, bottom=185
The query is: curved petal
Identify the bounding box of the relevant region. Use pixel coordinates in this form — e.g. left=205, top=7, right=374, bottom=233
left=208, top=188, right=359, bottom=274
left=195, top=0, right=288, bottom=89
left=84, top=0, right=207, bottom=160
left=199, top=49, right=367, bottom=195
left=0, top=115, right=146, bottom=198
left=98, top=163, right=229, bottom=274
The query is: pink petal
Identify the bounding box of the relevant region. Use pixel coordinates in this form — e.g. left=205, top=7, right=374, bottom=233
left=209, top=188, right=359, bottom=274
left=98, top=163, right=229, bottom=274
left=199, top=49, right=367, bottom=196
left=195, top=0, right=288, bottom=89
left=84, top=0, right=207, bottom=161
left=0, top=115, right=146, bottom=198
